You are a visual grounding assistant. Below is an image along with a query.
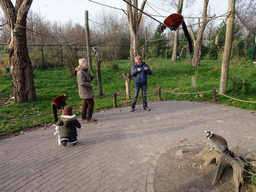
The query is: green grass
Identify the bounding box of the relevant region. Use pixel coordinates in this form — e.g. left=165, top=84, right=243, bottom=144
left=1, top=58, right=256, bottom=136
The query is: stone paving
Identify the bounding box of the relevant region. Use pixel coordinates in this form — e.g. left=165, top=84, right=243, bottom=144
left=0, top=100, right=256, bottom=192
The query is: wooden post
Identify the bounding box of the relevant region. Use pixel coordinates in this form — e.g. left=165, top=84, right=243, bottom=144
left=113, top=92, right=117, bottom=107
left=213, top=87, right=216, bottom=102
left=41, top=45, right=45, bottom=65
left=158, top=86, right=161, bottom=101
left=60, top=45, right=63, bottom=66
left=85, top=10, right=92, bottom=71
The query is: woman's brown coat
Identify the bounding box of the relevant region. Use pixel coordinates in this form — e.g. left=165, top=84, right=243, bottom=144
left=76, top=66, right=95, bottom=99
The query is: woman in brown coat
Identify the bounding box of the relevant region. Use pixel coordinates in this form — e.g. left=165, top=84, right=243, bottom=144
left=76, top=58, right=97, bottom=122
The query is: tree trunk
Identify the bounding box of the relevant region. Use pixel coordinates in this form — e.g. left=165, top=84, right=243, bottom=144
left=188, top=26, right=196, bottom=44
left=197, top=146, right=256, bottom=192
left=0, top=0, right=36, bottom=103
left=142, top=44, right=145, bottom=59
left=85, top=10, right=92, bottom=72
left=122, top=72, right=132, bottom=100
left=142, top=27, right=147, bottom=60
left=219, top=0, right=236, bottom=94
left=192, top=39, right=202, bottom=66
left=126, top=0, right=147, bottom=70
left=92, top=47, right=103, bottom=96
left=172, top=29, right=179, bottom=60
left=96, top=59, right=103, bottom=96
left=192, top=0, right=209, bottom=67
left=171, top=0, right=183, bottom=61
left=11, top=31, right=36, bottom=102
left=129, top=33, right=139, bottom=70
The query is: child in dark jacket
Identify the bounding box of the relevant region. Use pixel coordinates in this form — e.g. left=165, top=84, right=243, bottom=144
left=56, top=105, right=81, bottom=146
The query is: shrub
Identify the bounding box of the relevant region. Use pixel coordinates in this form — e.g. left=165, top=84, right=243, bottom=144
left=63, top=46, right=78, bottom=77
left=229, top=77, right=251, bottom=95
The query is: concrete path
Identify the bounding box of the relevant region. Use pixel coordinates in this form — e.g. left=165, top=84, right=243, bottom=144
left=1, top=101, right=256, bottom=192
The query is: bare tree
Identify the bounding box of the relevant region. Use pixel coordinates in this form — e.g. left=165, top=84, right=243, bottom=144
left=92, top=47, right=103, bottom=97
left=89, top=11, right=130, bottom=61
left=172, top=0, right=183, bottom=60
left=219, top=0, right=236, bottom=94
left=126, top=0, right=147, bottom=70
left=0, top=13, right=10, bottom=44
left=204, top=16, right=215, bottom=49
left=191, top=0, right=210, bottom=66
left=0, top=0, right=36, bottom=103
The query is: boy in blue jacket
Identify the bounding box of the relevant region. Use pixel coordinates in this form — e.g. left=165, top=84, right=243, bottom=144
left=131, top=55, right=152, bottom=112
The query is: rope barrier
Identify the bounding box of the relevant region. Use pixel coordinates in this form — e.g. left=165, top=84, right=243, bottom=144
left=162, top=89, right=213, bottom=95
left=95, top=95, right=113, bottom=102
left=1, top=87, right=255, bottom=124
left=216, top=90, right=256, bottom=104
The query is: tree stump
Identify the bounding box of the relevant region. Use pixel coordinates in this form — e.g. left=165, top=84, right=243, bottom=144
left=197, top=146, right=256, bottom=192
left=122, top=72, right=132, bottom=100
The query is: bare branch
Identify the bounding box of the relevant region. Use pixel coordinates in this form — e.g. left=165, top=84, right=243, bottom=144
left=138, top=0, right=147, bottom=24
left=0, top=0, right=15, bottom=28
left=16, top=0, right=33, bottom=25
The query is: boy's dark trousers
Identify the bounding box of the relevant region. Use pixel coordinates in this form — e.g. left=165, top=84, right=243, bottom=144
left=82, top=98, right=94, bottom=120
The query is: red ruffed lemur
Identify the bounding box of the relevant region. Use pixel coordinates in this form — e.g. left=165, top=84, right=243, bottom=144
left=161, top=13, right=193, bottom=54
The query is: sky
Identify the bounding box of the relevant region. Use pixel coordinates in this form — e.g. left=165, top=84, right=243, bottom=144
left=28, top=0, right=229, bottom=27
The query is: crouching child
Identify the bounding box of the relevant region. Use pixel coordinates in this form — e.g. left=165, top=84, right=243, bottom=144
left=56, top=105, right=81, bottom=146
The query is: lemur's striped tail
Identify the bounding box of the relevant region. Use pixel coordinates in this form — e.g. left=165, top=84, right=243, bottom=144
left=223, top=148, right=235, bottom=157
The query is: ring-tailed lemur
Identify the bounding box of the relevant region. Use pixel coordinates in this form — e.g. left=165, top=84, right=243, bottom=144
left=205, top=131, right=235, bottom=157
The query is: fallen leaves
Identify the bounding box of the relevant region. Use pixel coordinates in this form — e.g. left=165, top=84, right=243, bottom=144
left=179, top=163, right=197, bottom=169
left=179, top=138, right=187, bottom=143
left=176, top=93, right=181, bottom=97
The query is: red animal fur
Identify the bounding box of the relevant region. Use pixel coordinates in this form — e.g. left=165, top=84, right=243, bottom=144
left=161, top=13, right=193, bottom=54
left=161, top=13, right=184, bottom=31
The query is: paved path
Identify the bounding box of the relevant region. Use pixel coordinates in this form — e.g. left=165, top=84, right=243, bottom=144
left=1, top=101, right=256, bottom=192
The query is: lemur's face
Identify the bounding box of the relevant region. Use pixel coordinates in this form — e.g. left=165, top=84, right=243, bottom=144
left=205, top=131, right=213, bottom=138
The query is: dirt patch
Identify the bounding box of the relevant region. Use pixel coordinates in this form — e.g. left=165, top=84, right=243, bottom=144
left=154, top=144, right=251, bottom=192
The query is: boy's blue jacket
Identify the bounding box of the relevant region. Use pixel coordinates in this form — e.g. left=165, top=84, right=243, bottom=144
left=131, top=62, right=152, bottom=84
